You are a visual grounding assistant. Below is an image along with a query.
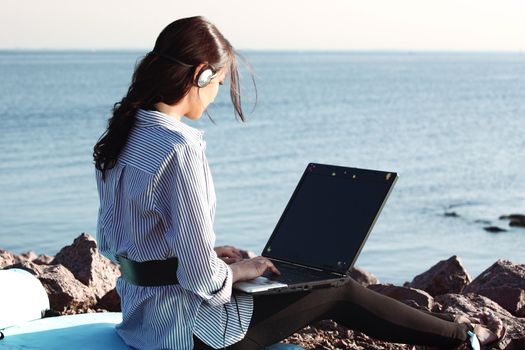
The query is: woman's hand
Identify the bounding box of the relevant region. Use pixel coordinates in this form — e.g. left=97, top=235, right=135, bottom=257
left=214, top=245, right=243, bottom=264
left=230, top=256, right=281, bottom=283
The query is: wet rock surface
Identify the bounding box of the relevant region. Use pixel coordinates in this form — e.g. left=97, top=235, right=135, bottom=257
left=2, top=236, right=525, bottom=349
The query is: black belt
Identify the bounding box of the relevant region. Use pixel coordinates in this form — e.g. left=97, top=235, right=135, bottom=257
left=117, top=255, right=179, bottom=286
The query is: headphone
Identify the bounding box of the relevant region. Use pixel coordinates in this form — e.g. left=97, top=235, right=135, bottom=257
left=150, top=50, right=216, bottom=88
left=196, top=66, right=216, bottom=88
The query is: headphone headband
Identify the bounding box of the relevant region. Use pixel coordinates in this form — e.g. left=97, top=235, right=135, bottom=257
left=150, top=51, right=193, bottom=68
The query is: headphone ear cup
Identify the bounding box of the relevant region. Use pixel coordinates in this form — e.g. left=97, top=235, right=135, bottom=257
left=196, top=67, right=215, bottom=88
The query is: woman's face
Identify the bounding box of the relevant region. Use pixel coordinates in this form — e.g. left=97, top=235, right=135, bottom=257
left=186, top=68, right=226, bottom=120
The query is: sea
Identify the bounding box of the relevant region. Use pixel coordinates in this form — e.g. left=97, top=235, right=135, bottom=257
left=0, top=50, right=524, bottom=285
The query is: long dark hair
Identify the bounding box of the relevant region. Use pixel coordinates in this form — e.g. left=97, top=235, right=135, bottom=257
left=93, top=16, right=254, bottom=180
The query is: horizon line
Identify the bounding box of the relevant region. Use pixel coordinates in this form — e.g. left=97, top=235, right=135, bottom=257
left=0, top=48, right=524, bottom=54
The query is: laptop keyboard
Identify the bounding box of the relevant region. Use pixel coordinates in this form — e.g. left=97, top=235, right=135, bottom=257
left=261, top=261, right=336, bottom=285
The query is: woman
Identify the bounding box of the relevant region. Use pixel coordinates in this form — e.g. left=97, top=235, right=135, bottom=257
left=93, top=16, right=502, bottom=350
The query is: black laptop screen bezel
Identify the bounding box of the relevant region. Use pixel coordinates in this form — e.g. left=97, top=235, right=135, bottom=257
left=261, top=163, right=398, bottom=276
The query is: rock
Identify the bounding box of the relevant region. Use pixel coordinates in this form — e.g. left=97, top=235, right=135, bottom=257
left=463, top=260, right=525, bottom=317
left=435, top=293, right=525, bottom=349
left=284, top=319, right=410, bottom=349
left=52, top=233, right=120, bottom=299
left=43, top=309, right=61, bottom=318
left=368, top=284, right=434, bottom=311
left=404, top=256, right=471, bottom=296
left=17, top=251, right=38, bottom=263
left=509, top=220, right=525, bottom=228
left=500, top=214, right=525, bottom=220
left=484, top=226, right=507, bottom=233
left=499, top=214, right=525, bottom=228
left=97, top=288, right=121, bottom=312
left=1, top=249, right=54, bottom=268
left=33, top=254, right=54, bottom=265
left=6, top=261, right=97, bottom=313
left=0, top=248, right=17, bottom=268
left=349, top=267, right=379, bottom=287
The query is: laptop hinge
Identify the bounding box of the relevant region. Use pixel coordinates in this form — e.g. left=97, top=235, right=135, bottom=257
left=268, top=257, right=344, bottom=277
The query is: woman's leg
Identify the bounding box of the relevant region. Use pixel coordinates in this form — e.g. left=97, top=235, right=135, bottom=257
left=194, top=278, right=469, bottom=350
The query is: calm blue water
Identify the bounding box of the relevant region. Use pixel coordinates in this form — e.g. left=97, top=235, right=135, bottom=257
left=1, top=51, right=524, bottom=284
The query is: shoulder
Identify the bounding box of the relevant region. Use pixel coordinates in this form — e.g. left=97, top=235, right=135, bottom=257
left=119, top=125, right=205, bottom=176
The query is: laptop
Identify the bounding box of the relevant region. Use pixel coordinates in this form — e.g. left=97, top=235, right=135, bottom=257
left=233, top=163, right=398, bottom=295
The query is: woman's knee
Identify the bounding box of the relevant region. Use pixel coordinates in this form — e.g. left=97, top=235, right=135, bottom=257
left=338, top=277, right=369, bottom=300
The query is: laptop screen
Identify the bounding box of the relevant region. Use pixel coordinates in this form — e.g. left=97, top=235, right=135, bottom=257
left=262, top=163, right=397, bottom=275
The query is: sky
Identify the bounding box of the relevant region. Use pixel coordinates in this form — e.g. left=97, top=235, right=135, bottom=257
left=1, top=0, right=524, bottom=51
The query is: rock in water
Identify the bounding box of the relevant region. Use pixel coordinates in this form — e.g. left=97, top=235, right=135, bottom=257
left=404, top=255, right=471, bottom=296
left=509, top=214, right=525, bottom=228
left=484, top=226, right=507, bottom=233
left=499, top=213, right=525, bottom=228
left=510, top=219, right=525, bottom=227
left=463, top=259, right=525, bottom=317
left=52, top=233, right=120, bottom=299
left=5, top=261, right=97, bottom=313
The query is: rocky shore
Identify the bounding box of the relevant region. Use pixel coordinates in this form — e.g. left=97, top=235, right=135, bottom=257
left=1, top=233, right=524, bottom=349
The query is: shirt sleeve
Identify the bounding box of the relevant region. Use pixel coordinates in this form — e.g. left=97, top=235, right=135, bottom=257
left=166, top=144, right=232, bottom=307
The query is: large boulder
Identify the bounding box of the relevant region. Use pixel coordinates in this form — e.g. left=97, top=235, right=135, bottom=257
left=6, top=261, right=97, bottom=313
left=52, top=233, right=120, bottom=299
left=368, top=284, right=434, bottom=311
left=435, top=293, right=525, bottom=349
left=462, top=260, right=525, bottom=317
left=349, top=267, right=379, bottom=286
left=404, top=255, right=471, bottom=296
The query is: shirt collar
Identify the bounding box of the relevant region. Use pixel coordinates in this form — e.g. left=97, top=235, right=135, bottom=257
left=135, top=108, right=204, bottom=142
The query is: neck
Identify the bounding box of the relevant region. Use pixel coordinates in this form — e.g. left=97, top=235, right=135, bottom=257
left=154, top=101, right=187, bottom=121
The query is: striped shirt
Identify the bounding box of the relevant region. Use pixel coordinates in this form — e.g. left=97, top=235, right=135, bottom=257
left=95, top=108, right=254, bottom=350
